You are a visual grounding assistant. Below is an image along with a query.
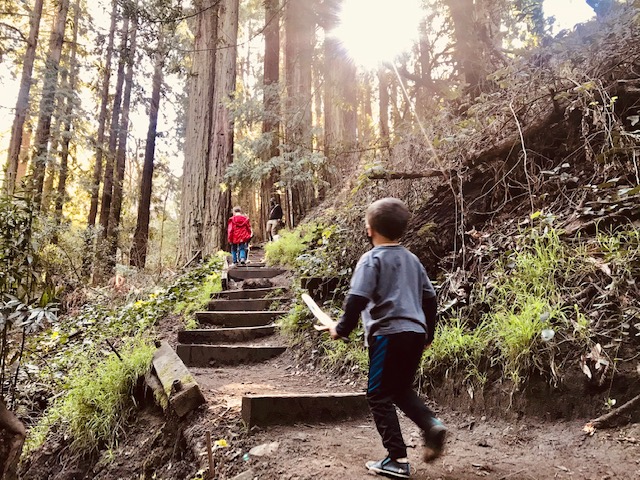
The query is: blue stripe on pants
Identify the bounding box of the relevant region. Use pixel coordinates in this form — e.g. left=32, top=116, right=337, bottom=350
left=368, top=336, right=389, bottom=394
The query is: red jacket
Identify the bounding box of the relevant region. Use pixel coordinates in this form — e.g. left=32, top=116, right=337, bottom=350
left=228, top=214, right=252, bottom=244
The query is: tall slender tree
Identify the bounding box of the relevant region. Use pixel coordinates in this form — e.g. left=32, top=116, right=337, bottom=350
left=259, top=0, right=280, bottom=240
left=98, top=15, right=130, bottom=236
left=87, top=0, right=119, bottom=229
left=31, top=0, right=71, bottom=209
left=130, top=30, right=165, bottom=268
left=284, top=0, right=314, bottom=226
left=106, top=12, right=138, bottom=268
left=53, top=0, right=81, bottom=236
left=5, top=0, right=45, bottom=195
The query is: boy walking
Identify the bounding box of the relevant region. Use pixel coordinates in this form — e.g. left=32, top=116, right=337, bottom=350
left=329, top=197, right=446, bottom=479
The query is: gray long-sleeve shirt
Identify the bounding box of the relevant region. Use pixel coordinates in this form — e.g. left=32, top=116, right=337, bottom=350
left=341, top=245, right=436, bottom=345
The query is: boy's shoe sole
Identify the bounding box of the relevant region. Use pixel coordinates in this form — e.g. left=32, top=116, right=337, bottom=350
left=423, top=423, right=447, bottom=462
left=365, top=460, right=410, bottom=479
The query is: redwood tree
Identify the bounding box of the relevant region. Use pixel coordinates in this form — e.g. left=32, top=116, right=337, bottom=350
left=179, top=0, right=239, bottom=262
left=5, top=0, right=45, bottom=195
left=31, top=0, right=70, bottom=209
left=259, top=0, right=280, bottom=240
left=87, top=0, right=119, bottom=229
left=130, top=31, right=165, bottom=268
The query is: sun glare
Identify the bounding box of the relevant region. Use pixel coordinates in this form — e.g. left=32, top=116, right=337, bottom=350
left=331, top=0, right=423, bottom=69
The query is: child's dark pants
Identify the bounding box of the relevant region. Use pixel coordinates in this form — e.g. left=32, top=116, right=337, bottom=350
left=367, top=332, right=437, bottom=460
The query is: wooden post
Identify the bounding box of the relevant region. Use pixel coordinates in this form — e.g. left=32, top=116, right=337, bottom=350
left=206, top=431, right=214, bottom=479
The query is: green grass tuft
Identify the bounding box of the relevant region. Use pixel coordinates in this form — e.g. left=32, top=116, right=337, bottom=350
left=26, top=337, right=154, bottom=455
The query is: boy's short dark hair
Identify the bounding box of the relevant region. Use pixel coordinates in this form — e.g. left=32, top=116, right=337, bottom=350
left=233, top=206, right=242, bottom=213
left=366, top=198, right=410, bottom=240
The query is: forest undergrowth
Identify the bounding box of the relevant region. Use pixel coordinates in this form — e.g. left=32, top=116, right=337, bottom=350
left=15, top=256, right=223, bottom=470
left=267, top=6, right=640, bottom=418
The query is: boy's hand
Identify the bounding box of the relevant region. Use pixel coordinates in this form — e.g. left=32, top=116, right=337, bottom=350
left=329, top=323, right=340, bottom=340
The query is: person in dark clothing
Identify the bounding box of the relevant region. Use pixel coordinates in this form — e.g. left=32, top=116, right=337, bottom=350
left=266, top=197, right=283, bottom=241
left=328, top=197, right=446, bottom=479
left=227, top=206, right=253, bottom=265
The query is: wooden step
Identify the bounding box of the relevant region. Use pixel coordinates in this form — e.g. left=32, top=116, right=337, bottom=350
left=212, top=287, right=287, bottom=300
left=228, top=267, right=286, bottom=281
left=195, top=310, right=288, bottom=327
left=206, top=298, right=287, bottom=311
left=241, top=392, right=368, bottom=428
left=176, top=344, right=287, bottom=367
left=178, top=326, right=277, bottom=344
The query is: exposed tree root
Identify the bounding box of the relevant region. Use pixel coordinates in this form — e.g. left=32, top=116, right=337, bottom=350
left=588, top=393, right=640, bottom=429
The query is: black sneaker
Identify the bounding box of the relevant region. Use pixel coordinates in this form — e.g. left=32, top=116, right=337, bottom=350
left=365, top=457, right=410, bottom=478
left=423, top=419, right=447, bottom=462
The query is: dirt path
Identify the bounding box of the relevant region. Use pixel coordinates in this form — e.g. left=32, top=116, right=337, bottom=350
left=177, top=250, right=639, bottom=480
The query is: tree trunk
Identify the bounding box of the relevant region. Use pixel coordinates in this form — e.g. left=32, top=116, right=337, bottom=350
left=105, top=15, right=138, bottom=270
left=98, top=15, right=129, bottom=238
left=379, top=68, right=390, bottom=146
left=53, top=0, right=80, bottom=239
left=260, top=0, right=280, bottom=241
left=87, top=0, right=118, bottom=229
left=5, top=0, right=45, bottom=195
left=31, top=0, right=70, bottom=209
left=130, top=32, right=164, bottom=268
left=203, top=0, right=239, bottom=252
left=179, top=0, right=239, bottom=262
left=284, top=0, right=314, bottom=226
left=323, top=38, right=358, bottom=194
left=444, top=0, right=487, bottom=97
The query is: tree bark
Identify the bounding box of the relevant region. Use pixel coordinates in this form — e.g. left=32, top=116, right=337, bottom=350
left=203, top=0, right=239, bottom=252
left=105, top=14, right=138, bottom=269
left=379, top=68, right=390, bottom=146
left=5, top=0, right=44, bottom=195
left=323, top=38, right=358, bottom=195
left=260, top=0, right=280, bottom=241
left=87, top=0, right=118, bottom=229
left=284, top=0, right=314, bottom=226
left=179, top=0, right=239, bottom=262
left=31, top=0, right=70, bottom=209
left=130, top=31, right=164, bottom=268
left=53, top=0, right=80, bottom=240
left=98, top=15, right=129, bottom=238
left=444, top=0, right=490, bottom=97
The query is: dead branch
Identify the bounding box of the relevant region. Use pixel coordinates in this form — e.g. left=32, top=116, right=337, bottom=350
left=588, top=393, right=640, bottom=429
left=368, top=170, right=443, bottom=180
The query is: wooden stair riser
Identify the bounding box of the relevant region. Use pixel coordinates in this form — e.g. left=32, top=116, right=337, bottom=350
left=195, top=311, right=287, bottom=327
left=177, top=326, right=277, bottom=344
left=206, top=298, right=287, bottom=311
left=177, top=345, right=286, bottom=367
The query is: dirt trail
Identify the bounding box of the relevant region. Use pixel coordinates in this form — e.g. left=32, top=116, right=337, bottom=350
left=179, top=250, right=639, bottom=480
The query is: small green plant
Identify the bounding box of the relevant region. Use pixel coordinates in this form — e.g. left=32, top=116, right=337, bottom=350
left=173, top=270, right=222, bottom=327
left=421, top=317, right=489, bottom=385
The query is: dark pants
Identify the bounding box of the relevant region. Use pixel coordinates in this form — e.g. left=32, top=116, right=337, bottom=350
left=367, top=332, right=436, bottom=460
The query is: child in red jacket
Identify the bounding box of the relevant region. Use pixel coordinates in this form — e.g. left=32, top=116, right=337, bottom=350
left=228, top=206, right=253, bottom=265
